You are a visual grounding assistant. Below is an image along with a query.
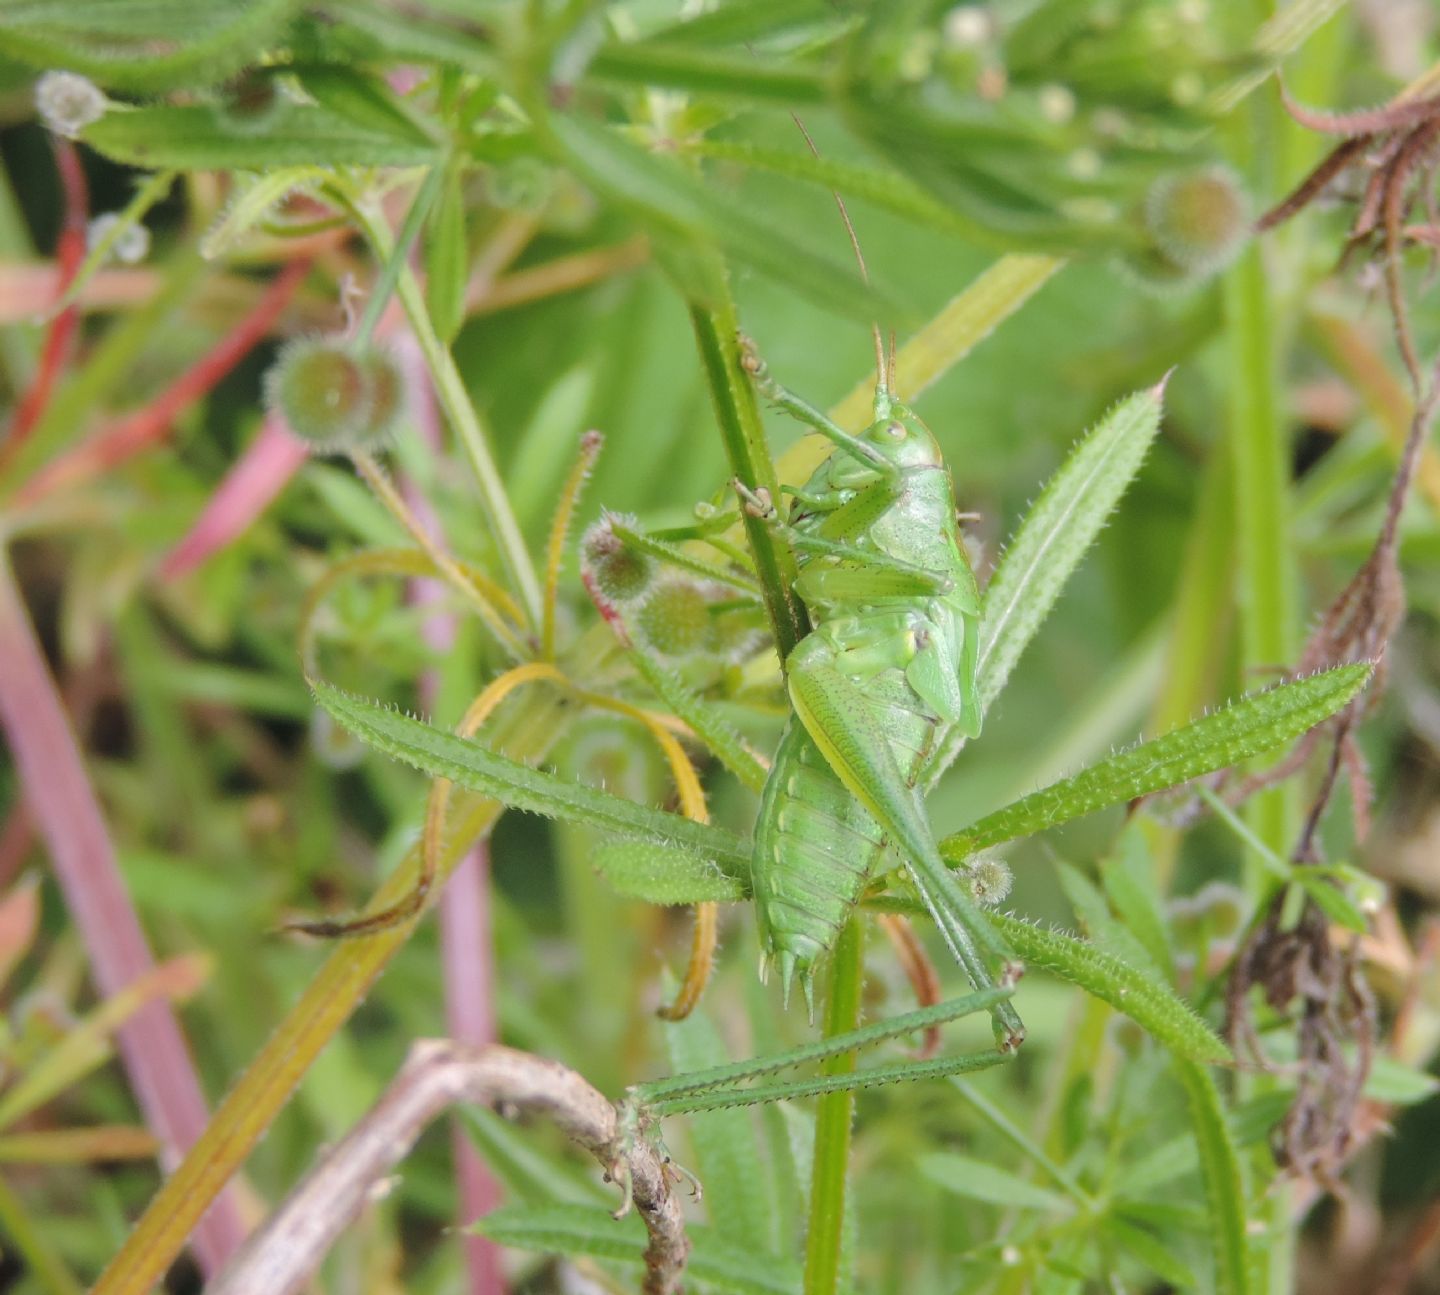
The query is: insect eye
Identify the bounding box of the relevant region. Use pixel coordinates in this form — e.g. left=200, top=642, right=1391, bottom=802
left=885, top=421, right=905, bottom=439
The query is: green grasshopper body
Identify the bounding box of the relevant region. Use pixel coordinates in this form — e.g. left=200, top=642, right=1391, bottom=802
left=747, top=382, right=1023, bottom=1047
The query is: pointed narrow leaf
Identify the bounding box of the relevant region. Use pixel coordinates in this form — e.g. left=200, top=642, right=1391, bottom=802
left=943, top=665, right=1371, bottom=859
left=426, top=164, right=468, bottom=345
left=920, top=1152, right=1070, bottom=1211
left=1173, top=1058, right=1250, bottom=1295
left=591, top=841, right=746, bottom=904
left=977, top=384, right=1165, bottom=713
left=989, top=913, right=1229, bottom=1064
left=309, top=681, right=749, bottom=876
left=83, top=104, right=439, bottom=170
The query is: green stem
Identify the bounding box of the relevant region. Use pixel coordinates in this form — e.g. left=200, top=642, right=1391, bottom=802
left=0, top=1172, right=83, bottom=1295
left=688, top=264, right=807, bottom=659
left=347, top=197, right=544, bottom=630
left=803, top=919, right=862, bottom=1295
left=353, top=166, right=446, bottom=347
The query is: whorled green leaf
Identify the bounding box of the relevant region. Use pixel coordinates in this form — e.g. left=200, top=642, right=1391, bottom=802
left=293, top=63, right=438, bottom=148
left=976, top=382, right=1167, bottom=715
left=309, top=680, right=750, bottom=877
left=476, top=1205, right=803, bottom=1295
left=0, top=0, right=298, bottom=92
left=200, top=166, right=331, bottom=259
left=1173, top=1058, right=1250, bottom=1295
left=943, top=664, right=1371, bottom=860
left=542, top=112, right=892, bottom=322
left=989, top=913, right=1229, bottom=1065
left=920, top=1152, right=1070, bottom=1212
left=591, top=841, right=745, bottom=905
left=646, top=0, right=835, bottom=48
left=82, top=103, right=439, bottom=171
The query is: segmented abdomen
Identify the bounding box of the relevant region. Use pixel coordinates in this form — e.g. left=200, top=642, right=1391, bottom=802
left=752, top=642, right=939, bottom=1000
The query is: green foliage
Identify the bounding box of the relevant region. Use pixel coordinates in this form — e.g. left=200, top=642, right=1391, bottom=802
left=2, top=1, right=1429, bottom=1292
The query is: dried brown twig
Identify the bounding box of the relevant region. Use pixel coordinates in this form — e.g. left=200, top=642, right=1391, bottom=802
left=206, top=1041, right=689, bottom=1295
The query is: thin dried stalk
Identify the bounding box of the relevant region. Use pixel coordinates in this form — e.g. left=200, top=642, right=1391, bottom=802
left=205, top=1040, right=688, bottom=1295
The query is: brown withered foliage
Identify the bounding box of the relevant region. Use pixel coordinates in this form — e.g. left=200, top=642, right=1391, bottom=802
left=1222, top=87, right=1440, bottom=1189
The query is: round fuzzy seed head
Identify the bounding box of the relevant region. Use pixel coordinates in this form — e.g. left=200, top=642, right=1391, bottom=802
left=964, top=856, right=1013, bottom=906
left=581, top=518, right=653, bottom=604
left=36, top=71, right=106, bottom=139
left=635, top=581, right=712, bottom=658
left=1144, top=165, right=1250, bottom=276
left=264, top=337, right=374, bottom=453
left=354, top=347, right=404, bottom=449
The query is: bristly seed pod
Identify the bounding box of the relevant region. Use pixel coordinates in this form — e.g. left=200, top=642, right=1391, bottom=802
left=263, top=337, right=402, bottom=454
left=1143, top=165, right=1250, bottom=277
left=634, top=579, right=713, bottom=659
left=35, top=71, right=107, bottom=139
left=963, top=856, right=1013, bottom=906
left=581, top=514, right=654, bottom=605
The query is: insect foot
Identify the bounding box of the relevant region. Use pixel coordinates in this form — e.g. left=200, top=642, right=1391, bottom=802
left=733, top=479, right=776, bottom=520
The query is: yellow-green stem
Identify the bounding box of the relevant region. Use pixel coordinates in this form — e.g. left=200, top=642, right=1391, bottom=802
left=803, top=919, right=863, bottom=1295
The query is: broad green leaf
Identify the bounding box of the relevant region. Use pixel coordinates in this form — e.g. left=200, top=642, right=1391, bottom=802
left=665, top=998, right=773, bottom=1248
left=294, top=64, right=437, bottom=147
left=425, top=163, right=468, bottom=345
left=976, top=383, right=1166, bottom=713
left=476, top=1205, right=803, bottom=1295
left=310, top=680, right=751, bottom=879
left=591, top=841, right=746, bottom=904
left=588, top=41, right=828, bottom=105
left=1366, top=1055, right=1440, bottom=1105
left=920, top=1152, right=1070, bottom=1212
left=83, top=103, right=439, bottom=171
left=1173, top=1058, right=1250, bottom=1295
left=943, top=665, right=1371, bottom=859
left=1103, top=1216, right=1198, bottom=1290
left=989, top=913, right=1229, bottom=1065
left=543, top=112, right=891, bottom=322
left=0, top=0, right=298, bottom=91
left=647, top=0, right=835, bottom=47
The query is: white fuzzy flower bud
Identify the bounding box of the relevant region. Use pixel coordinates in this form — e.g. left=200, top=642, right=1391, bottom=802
left=87, top=213, right=151, bottom=265
left=36, top=71, right=106, bottom=139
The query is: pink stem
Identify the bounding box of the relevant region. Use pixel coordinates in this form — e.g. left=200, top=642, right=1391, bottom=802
left=400, top=334, right=506, bottom=1294
left=158, top=416, right=309, bottom=581
left=0, top=553, right=247, bottom=1273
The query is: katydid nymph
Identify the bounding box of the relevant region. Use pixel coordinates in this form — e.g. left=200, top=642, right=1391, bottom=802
left=736, top=339, right=1025, bottom=1052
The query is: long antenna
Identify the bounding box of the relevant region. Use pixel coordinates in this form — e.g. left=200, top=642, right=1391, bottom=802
left=790, top=113, right=888, bottom=398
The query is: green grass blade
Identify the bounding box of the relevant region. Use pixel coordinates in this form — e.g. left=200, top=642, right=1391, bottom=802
left=309, top=680, right=749, bottom=875
left=477, top=1206, right=803, bottom=1295
left=989, top=913, right=1230, bottom=1065
left=588, top=41, right=828, bottom=105
left=976, top=382, right=1167, bottom=715
left=942, top=664, right=1371, bottom=859
left=1173, top=1058, right=1251, bottom=1295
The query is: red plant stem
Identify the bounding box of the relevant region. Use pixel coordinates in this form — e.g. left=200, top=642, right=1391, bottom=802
left=16, top=256, right=311, bottom=506
left=3, top=138, right=89, bottom=460
left=0, top=799, right=34, bottom=890
left=158, top=415, right=310, bottom=581
left=401, top=333, right=506, bottom=1294
left=0, top=553, right=247, bottom=1274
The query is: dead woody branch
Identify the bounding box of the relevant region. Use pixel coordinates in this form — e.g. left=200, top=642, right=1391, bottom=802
left=205, top=1040, right=689, bottom=1295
